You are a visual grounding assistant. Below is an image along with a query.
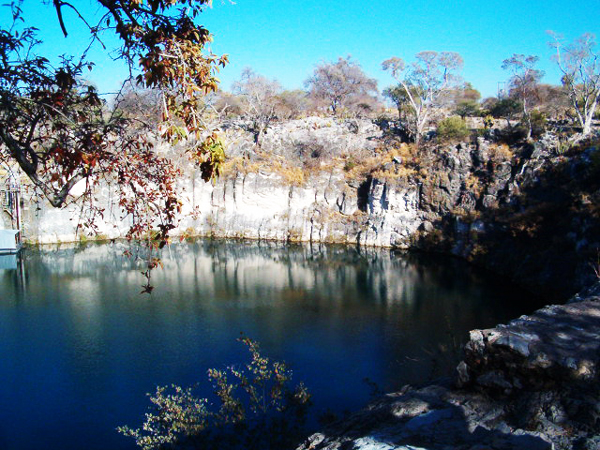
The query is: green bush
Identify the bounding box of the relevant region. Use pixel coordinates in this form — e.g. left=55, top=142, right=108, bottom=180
left=529, top=110, right=547, bottom=137
left=118, top=337, right=311, bottom=450
left=453, top=100, right=481, bottom=119
left=437, top=116, right=471, bottom=143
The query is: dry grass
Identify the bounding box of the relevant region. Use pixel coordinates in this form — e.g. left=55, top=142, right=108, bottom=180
left=221, top=151, right=305, bottom=186
left=220, top=156, right=262, bottom=179
left=488, top=143, right=513, bottom=163
left=465, top=174, right=484, bottom=196
left=270, top=159, right=305, bottom=187
left=344, top=143, right=419, bottom=183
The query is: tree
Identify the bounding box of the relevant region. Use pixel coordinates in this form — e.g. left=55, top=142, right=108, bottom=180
left=274, top=90, right=309, bottom=120
left=382, top=51, right=464, bottom=146
left=437, top=116, right=470, bottom=143
left=232, top=68, right=282, bottom=146
left=454, top=82, right=481, bottom=104
left=453, top=100, right=481, bottom=119
left=502, top=54, right=544, bottom=139
left=549, top=32, right=600, bottom=136
left=116, top=85, right=163, bottom=128
left=305, top=56, right=379, bottom=117
left=488, top=97, right=522, bottom=128
left=209, top=91, right=245, bottom=119
left=452, top=82, right=481, bottom=119
left=0, top=0, right=227, bottom=247
left=383, top=85, right=417, bottom=123
left=535, top=84, right=571, bottom=120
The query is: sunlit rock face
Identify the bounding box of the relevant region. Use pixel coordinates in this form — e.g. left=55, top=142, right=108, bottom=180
left=16, top=117, right=424, bottom=247
left=18, top=170, right=422, bottom=248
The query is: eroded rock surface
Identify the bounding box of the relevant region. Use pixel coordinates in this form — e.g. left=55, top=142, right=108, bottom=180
left=461, top=298, right=600, bottom=390
left=297, top=285, right=600, bottom=450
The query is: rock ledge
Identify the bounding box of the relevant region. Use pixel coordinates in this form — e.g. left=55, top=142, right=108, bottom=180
left=298, top=283, right=600, bottom=450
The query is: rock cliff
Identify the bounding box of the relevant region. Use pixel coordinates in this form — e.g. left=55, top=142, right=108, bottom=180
left=13, top=117, right=423, bottom=249
left=9, top=116, right=600, bottom=295
left=6, top=116, right=600, bottom=449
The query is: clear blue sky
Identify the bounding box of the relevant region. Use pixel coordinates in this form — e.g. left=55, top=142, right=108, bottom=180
left=3, top=0, right=600, bottom=99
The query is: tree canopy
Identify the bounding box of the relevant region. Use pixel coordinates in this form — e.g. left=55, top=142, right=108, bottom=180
left=549, top=32, right=600, bottom=136
left=382, top=51, right=463, bottom=145
left=0, top=0, right=227, bottom=244
left=502, top=54, right=544, bottom=139
left=305, top=56, right=379, bottom=117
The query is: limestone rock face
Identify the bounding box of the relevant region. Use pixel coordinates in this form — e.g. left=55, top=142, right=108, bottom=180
left=181, top=169, right=421, bottom=247
left=10, top=119, right=600, bottom=298
left=18, top=169, right=422, bottom=247
left=297, top=383, right=554, bottom=450
left=17, top=116, right=423, bottom=247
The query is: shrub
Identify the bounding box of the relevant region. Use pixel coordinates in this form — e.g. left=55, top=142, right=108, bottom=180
left=488, top=143, right=514, bottom=163
left=437, top=116, right=471, bottom=143
left=118, top=337, right=311, bottom=450
left=529, top=110, right=547, bottom=137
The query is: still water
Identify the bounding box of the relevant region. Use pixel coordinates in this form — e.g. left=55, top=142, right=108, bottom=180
left=0, top=240, right=544, bottom=450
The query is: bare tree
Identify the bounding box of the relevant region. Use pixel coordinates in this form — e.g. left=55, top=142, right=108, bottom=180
left=382, top=51, right=463, bottom=146
left=233, top=68, right=282, bottom=146
left=536, top=84, right=571, bottom=120
left=305, top=56, right=379, bottom=117
left=209, top=91, right=245, bottom=119
left=502, top=54, right=544, bottom=139
left=549, top=32, right=600, bottom=136
left=274, top=90, right=309, bottom=120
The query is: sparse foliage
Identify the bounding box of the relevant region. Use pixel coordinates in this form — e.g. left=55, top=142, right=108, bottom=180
left=549, top=32, right=600, bottom=136
left=305, top=56, right=379, bottom=117
left=209, top=91, right=245, bottom=119
left=275, top=90, right=309, bottom=120
left=118, top=337, right=311, bottom=450
left=535, top=84, right=571, bottom=120
left=0, top=0, right=228, bottom=247
left=233, top=68, right=282, bottom=146
left=502, top=54, right=544, bottom=139
left=382, top=51, right=464, bottom=146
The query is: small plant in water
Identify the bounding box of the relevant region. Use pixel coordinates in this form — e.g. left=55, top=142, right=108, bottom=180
left=118, top=336, right=311, bottom=450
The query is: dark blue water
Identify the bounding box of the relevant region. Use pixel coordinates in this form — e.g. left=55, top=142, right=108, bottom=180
left=0, top=240, right=544, bottom=450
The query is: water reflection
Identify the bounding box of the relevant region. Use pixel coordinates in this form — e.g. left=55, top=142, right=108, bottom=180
left=0, top=240, right=544, bottom=450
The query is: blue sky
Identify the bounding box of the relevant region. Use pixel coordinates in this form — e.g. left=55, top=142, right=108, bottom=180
left=3, top=0, right=600, bottom=99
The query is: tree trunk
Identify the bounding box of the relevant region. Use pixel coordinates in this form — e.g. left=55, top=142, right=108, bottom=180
left=582, top=98, right=598, bottom=136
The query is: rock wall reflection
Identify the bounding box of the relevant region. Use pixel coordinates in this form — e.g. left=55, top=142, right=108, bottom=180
left=0, top=240, right=546, bottom=450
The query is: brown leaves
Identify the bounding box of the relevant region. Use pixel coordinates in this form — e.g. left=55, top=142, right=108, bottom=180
left=1, top=0, right=230, bottom=293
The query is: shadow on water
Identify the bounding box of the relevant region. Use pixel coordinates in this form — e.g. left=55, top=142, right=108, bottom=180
left=0, top=239, right=547, bottom=450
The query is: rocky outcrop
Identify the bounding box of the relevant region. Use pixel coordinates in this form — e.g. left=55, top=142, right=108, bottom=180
left=297, top=283, right=600, bottom=450
left=13, top=118, right=423, bottom=248
left=459, top=299, right=600, bottom=391
left=9, top=118, right=599, bottom=298
left=299, top=383, right=556, bottom=450
left=16, top=167, right=422, bottom=248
